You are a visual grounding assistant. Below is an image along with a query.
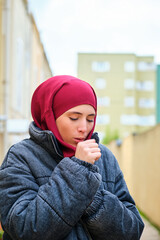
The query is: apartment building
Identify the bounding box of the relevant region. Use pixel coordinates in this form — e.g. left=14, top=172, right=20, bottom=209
left=77, top=53, right=156, bottom=140
left=0, top=0, right=52, bottom=161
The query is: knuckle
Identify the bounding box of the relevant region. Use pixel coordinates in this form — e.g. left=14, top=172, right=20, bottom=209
left=78, top=141, right=83, bottom=146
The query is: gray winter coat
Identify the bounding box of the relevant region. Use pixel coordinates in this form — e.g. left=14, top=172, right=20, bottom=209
left=0, top=122, right=144, bottom=240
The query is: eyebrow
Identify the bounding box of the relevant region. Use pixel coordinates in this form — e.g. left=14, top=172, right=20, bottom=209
left=68, top=111, right=95, bottom=116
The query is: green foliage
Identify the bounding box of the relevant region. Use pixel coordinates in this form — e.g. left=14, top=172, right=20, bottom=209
left=0, top=230, right=3, bottom=239
left=0, top=222, right=3, bottom=240
left=102, top=126, right=119, bottom=145
left=138, top=209, right=160, bottom=233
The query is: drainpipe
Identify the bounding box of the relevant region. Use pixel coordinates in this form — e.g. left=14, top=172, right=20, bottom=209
left=3, top=0, right=10, bottom=156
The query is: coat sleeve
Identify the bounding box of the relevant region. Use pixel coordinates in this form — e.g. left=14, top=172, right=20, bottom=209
left=0, top=147, right=101, bottom=240
left=82, top=146, right=144, bottom=240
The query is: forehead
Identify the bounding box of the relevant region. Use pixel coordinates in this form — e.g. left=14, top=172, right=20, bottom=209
left=66, top=104, right=95, bottom=114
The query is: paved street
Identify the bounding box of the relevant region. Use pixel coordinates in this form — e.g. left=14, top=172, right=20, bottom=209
left=141, top=218, right=160, bottom=240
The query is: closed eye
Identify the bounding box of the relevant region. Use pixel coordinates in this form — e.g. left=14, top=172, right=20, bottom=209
left=69, top=117, right=78, bottom=121
left=87, top=119, right=94, bottom=122
left=69, top=117, right=94, bottom=122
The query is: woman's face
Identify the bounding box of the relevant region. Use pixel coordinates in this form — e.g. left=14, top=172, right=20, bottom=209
left=56, top=104, right=96, bottom=147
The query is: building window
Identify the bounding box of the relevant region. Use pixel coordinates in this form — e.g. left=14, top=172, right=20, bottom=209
left=96, top=115, right=110, bottom=124
left=120, top=115, right=138, bottom=125
left=136, top=81, right=154, bottom=91
left=97, top=97, right=110, bottom=106
left=124, top=61, right=135, bottom=72
left=124, top=97, right=135, bottom=107
left=95, top=78, right=106, bottom=89
left=92, top=61, right=110, bottom=72
left=124, top=78, right=135, bottom=89
left=138, top=115, right=155, bottom=126
left=139, top=98, right=155, bottom=108
left=120, top=114, right=155, bottom=126
left=137, top=61, right=156, bottom=71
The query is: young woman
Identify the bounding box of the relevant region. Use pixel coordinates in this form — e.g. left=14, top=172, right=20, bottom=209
left=0, top=75, right=144, bottom=240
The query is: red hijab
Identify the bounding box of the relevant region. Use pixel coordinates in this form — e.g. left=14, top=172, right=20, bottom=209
left=31, top=75, right=97, bottom=157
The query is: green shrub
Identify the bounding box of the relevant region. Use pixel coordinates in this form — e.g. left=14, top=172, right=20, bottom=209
left=102, top=126, right=119, bottom=145
left=0, top=229, right=3, bottom=239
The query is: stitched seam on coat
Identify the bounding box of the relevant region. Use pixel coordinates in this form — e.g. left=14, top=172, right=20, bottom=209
left=35, top=175, right=51, bottom=179
left=102, top=179, right=116, bottom=183
left=38, top=194, right=73, bottom=227
left=115, top=172, right=123, bottom=183
left=0, top=165, right=32, bottom=179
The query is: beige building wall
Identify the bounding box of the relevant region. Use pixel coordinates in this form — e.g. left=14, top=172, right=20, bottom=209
left=30, top=16, right=52, bottom=101
left=9, top=0, right=31, bottom=119
left=43, top=53, right=53, bottom=81
left=0, top=0, right=9, bottom=160
left=0, top=0, right=4, bottom=159
left=108, top=125, right=160, bottom=228
left=0, top=0, right=3, bottom=115
left=0, top=0, right=52, bottom=162
left=77, top=53, right=156, bottom=141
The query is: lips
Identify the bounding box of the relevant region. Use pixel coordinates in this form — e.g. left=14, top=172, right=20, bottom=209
left=74, top=138, right=85, bottom=143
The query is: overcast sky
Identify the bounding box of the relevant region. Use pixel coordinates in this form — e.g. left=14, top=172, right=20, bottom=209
left=28, top=0, right=160, bottom=76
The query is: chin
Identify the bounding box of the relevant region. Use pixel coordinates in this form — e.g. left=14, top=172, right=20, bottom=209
left=70, top=143, right=77, bottom=147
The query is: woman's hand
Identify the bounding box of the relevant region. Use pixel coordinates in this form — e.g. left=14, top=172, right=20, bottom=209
left=75, top=139, right=101, bottom=164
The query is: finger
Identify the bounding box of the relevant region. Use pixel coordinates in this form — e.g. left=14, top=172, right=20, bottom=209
left=83, top=139, right=95, bottom=144
left=77, top=139, right=95, bottom=148
left=95, top=155, right=101, bottom=161
left=89, top=147, right=101, bottom=153
left=85, top=142, right=99, bottom=148
left=90, top=152, right=101, bottom=161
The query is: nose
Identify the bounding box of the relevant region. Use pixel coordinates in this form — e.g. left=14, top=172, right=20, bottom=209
left=77, top=119, right=87, bottom=133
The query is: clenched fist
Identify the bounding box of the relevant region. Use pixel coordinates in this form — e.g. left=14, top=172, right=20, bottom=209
left=75, top=139, right=101, bottom=164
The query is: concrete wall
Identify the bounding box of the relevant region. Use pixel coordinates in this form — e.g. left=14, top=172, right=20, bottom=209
left=108, top=124, right=160, bottom=228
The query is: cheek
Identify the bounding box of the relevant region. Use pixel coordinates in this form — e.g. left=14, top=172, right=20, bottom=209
left=88, top=122, right=94, bottom=132
left=56, top=121, right=66, bottom=138
left=59, top=125, right=69, bottom=136
left=58, top=121, right=74, bottom=138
